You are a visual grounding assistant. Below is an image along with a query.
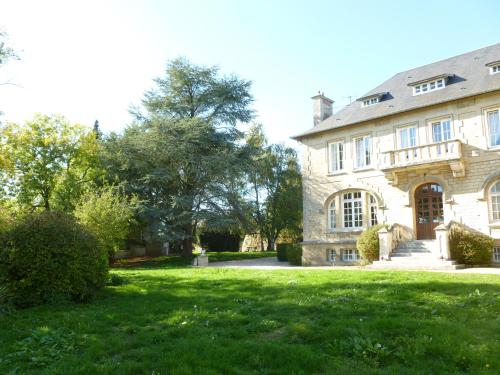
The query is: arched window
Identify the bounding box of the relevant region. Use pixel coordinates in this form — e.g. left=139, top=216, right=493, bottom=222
left=327, top=190, right=380, bottom=231
left=490, top=181, right=500, bottom=221
left=328, top=200, right=336, bottom=230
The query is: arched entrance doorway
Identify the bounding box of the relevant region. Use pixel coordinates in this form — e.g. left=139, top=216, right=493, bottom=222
left=415, top=183, right=444, bottom=240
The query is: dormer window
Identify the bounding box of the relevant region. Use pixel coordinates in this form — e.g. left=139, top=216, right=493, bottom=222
left=486, top=61, right=500, bottom=75
left=413, top=78, right=445, bottom=95
left=357, top=92, right=386, bottom=108
left=409, top=74, right=451, bottom=96
left=363, top=97, right=379, bottom=107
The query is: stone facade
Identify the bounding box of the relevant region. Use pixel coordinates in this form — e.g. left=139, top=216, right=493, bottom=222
left=298, top=91, right=500, bottom=266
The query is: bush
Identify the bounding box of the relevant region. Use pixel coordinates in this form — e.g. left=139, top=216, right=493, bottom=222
left=74, top=186, right=137, bottom=259
left=449, top=226, right=493, bottom=265
left=0, top=211, right=108, bottom=308
left=276, top=243, right=289, bottom=261
left=357, top=224, right=386, bottom=262
left=286, top=244, right=302, bottom=266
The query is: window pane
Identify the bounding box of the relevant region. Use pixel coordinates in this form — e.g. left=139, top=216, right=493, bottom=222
left=364, top=137, right=371, bottom=166
left=338, top=143, right=343, bottom=170
left=442, top=120, right=452, bottom=140
left=409, top=127, right=417, bottom=147
left=355, top=138, right=364, bottom=168
left=492, top=196, right=500, bottom=220
left=487, top=110, right=500, bottom=147
left=400, top=128, right=408, bottom=148
left=432, top=122, right=442, bottom=142
left=330, top=143, right=337, bottom=171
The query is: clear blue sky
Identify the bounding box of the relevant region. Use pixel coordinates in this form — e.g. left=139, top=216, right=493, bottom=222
left=0, top=0, right=499, bottom=147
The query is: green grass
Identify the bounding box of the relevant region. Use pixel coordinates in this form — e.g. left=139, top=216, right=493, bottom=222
left=1, top=265, right=499, bottom=374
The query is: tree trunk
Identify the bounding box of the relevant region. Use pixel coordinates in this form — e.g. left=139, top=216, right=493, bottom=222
left=182, top=222, right=194, bottom=257
left=266, top=237, right=274, bottom=251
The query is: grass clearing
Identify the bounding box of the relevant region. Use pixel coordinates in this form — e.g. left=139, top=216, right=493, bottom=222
left=0, top=264, right=499, bottom=374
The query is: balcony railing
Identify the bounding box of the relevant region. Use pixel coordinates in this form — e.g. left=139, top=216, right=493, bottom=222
left=380, top=139, right=462, bottom=170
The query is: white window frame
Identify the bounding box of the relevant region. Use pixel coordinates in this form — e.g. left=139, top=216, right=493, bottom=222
left=343, top=192, right=363, bottom=229
left=342, top=249, right=360, bottom=262
left=397, top=124, right=418, bottom=149
left=486, top=109, right=500, bottom=149
left=493, top=247, right=500, bottom=263
left=362, top=97, right=379, bottom=107
left=431, top=118, right=453, bottom=143
left=328, top=140, right=344, bottom=173
left=490, top=181, right=500, bottom=222
left=489, top=65, right=500, bottom=75
left=328, top=249, right=337, bottom=262
left=353, top=135, right=372, bottom=169
left=413, top=78, right=446, bottom=96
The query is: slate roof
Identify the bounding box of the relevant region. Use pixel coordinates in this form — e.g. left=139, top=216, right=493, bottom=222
left=293, top=43, right=500, bottom=140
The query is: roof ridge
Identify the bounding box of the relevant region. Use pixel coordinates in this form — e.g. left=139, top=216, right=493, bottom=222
left=396, top=42, right=500, bottom=75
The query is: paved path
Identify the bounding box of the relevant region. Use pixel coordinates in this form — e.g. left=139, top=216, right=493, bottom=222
left=207, top=257, right=500, bottom=274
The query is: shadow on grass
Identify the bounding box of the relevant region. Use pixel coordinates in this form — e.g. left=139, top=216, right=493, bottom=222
left=1, top=269, right=498, bottom=374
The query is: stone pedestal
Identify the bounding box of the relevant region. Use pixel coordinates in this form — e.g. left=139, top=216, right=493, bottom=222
left=193, top=255, right=209, bottom=267
left=434, top=224, right=450, bottom=260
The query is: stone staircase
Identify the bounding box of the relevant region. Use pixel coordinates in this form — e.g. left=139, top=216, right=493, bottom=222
left=370, top=240, right=464, bottom=270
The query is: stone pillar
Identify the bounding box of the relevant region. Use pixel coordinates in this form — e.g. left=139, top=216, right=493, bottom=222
left=378, top=227, right=392, bottom=261
left=434, top=224, right=450, bottom=260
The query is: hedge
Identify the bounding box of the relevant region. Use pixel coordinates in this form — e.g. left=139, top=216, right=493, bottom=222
left=449, top=225, right=494, bottom=265
left=276, top=243, right=289, bottom=262
left=286, top=244, right=302, bottom=266
left=356, top=224, right=386, bottom=261
left=0, top=211, right=109, bottom=308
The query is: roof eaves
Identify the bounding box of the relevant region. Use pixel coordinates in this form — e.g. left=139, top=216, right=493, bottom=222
left=407, top=74, right=454, bottom=86
left=356, top=92, right=388, bottom=102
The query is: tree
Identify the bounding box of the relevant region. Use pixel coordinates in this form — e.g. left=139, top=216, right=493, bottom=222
left=246, top=124, right=302, bottom=251
left=104, top=58, right=254, bottom=257
left=75, top=186, right=138, bottom=259
left=102, top=117, right=246, bottom=257
left=138, top=57, right=254, bottom=126
left=0, top=30, right=17, bottom=68
left=0, top=114, right=100, bottom=211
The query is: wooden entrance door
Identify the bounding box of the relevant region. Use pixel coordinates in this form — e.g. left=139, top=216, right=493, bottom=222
left=415, top=183, right=444, bottom=240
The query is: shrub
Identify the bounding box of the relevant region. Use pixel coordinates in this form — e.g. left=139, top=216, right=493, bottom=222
left=286, top=244, right=302, bottom=266
left=449, top=225, right=493, bottom=265
left=74, top=186, right=137, bottom=259
left=276, top=243, right=289, bottom=262
left=0, top=211, right=108, bottom=308
left=357, top=224, right=386, bottom=261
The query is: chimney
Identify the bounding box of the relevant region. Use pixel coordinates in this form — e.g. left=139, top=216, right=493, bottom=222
left=311, top=91, right=334, bottom=126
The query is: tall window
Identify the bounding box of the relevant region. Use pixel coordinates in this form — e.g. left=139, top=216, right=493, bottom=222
left=398, top=126, right=417, bottom=149
left=369, top=194, right=378, bottom=226
left=329, top=141, right=344, bottom=172
left=487, top=110, right=500, bottom=148
left=494, top=247, right=500, bottom=263
left=432, top=119, right=452, bottom=143
left=354, top=135, right=371, bottom=168
left=490, top=181, right=500, bottom=221
left=328, top=200, right=336, bottom=230
left=343, top=192, right=363, bottom=228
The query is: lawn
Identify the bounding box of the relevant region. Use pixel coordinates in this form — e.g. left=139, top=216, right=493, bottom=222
left=0, top=264, right=499, bottom=374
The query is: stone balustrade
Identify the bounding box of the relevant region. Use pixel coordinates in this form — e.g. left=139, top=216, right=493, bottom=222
left=380, top=139, right=463, bottom=170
